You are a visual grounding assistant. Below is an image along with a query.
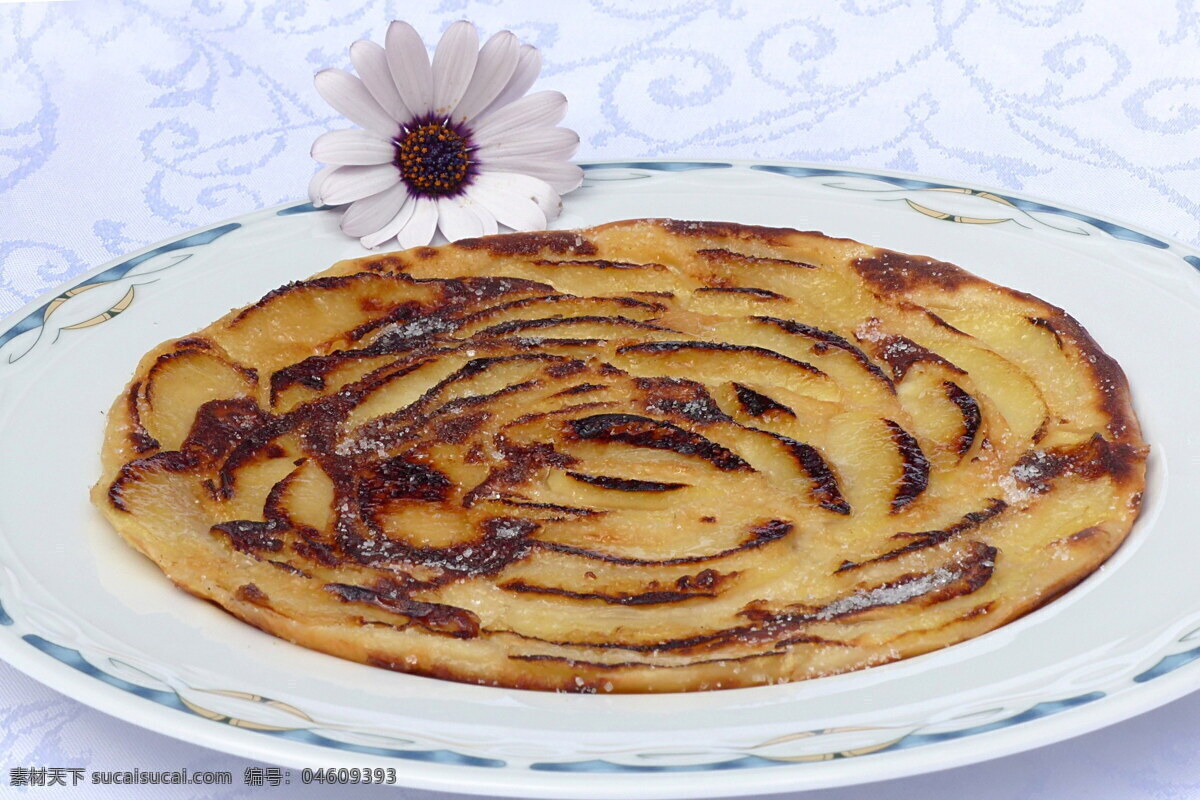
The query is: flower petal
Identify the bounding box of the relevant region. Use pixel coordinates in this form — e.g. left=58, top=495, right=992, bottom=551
left=470, top=91, right=567, bottom=142
left=465, top=172, right=549, bottom=232
left=308, top=165, right=339, bottom=206
left=498, top=171, right=560, bottom=221
left=311, top=129, right=395, bottom=166
left=314, top=68, right=399, bottom=140
left=467, top=198, right=500, bottom=237
left=432, top=20, right=479, bottom=117
left=478, top=45, right=541, bottom=120
left=436, top=194, right=486, bottom=241
left=452, top=30, right=519, bottom=124
left=360, top=191, right=417, bottom=249
left=386, top=20, right=434, bottom=117
left=318, top=163, right=401, bottom=206
left=396, top=197, right=439, bottom=249
left=481, top=158, right=583, bottom=194
left=340, top=183, right=409, bottom=238
left=350, top=40, right=413, bottom=124
left=476, top=126, right=579, bottom=161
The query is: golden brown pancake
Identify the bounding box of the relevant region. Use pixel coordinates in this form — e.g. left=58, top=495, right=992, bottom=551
left=93, top=219, right=1147, bottom=692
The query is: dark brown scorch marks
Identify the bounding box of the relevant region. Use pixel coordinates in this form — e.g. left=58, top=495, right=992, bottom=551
left=944, top=381, right=981, bottom=456
left=101, top=218, right=1146, bottom=692
left=234, top=583, right=270, bottom=606
left=475, top=315, right=676, bottom=338
left=530, top=258, right=667, bottom=271
left=456, top=230, right=599, bottom=257
left=566, top=471, right=689, bottom=493
left=837, top=499, right=1007, bottom=572
left=696, top=286, right=787, bottom=300
left=519, top=541, right=998, bottom=663
left=869, top=332, right=964, bottom=382
left=536, top=519, right=793, bottom=567
left=1028, top=316, right=1065, bottom=348
left=852, top=250, right=977, bottom=294
left=1011, top=434, right=1147, bottom=492
left=733, top=383, right=795, bottom=418
left=567, top=413, right=753, bottom=472
left=755, top=429, right=850, bottom=514
left=357, top=456, right=453, bottom=511
left=211, top=519, right=285, bottom=553
left=658, top=219, right=795, bottom=244
left=500, top=580, right=715, bottom=605
left=618, top=340, right=827, bottom=377
left=125, top=381, right=160, bottom=453
left=884, top=419, right=931, bottom=512
left=108, top=397, right=269, bottom=511
left=635, top=377, right=730, bottom=424
left=695, top=248, right=816, bottom=269
left=753, top=316, right=892, bottom=387
left=325, top=578, right=481, bottom=638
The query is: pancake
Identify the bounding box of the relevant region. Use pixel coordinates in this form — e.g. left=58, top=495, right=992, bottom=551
left=92, top=218, right=1147, bottom=692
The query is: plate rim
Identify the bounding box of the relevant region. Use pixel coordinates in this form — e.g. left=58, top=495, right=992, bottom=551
left=2, top=157, right=1199, bottom=799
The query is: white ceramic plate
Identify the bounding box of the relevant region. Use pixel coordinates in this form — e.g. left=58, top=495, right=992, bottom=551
left=1, top=160, right=1198, bottom=799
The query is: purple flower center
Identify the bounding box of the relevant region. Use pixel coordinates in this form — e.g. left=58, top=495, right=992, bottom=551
left=394, top=119, right=473, bottom=197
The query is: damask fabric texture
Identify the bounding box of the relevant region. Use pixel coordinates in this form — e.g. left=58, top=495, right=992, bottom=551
left=2, top=1, right=1200, bottom=798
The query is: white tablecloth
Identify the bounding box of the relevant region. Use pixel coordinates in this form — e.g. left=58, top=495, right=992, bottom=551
left=3, top=1, right=1199, bottom=797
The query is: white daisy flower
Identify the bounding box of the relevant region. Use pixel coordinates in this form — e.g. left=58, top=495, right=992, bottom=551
left=309, top=20, right=584, bottom=249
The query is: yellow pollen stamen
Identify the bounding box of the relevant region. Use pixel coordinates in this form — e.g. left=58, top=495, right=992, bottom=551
left=395, top=121, right=472, bottom=197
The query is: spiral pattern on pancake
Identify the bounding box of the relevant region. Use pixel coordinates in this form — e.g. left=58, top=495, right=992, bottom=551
left=95, top=219, right=1147, bottom=692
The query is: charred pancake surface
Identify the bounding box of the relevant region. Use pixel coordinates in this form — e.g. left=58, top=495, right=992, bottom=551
left=94, top=219, right=1147, bottom=693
